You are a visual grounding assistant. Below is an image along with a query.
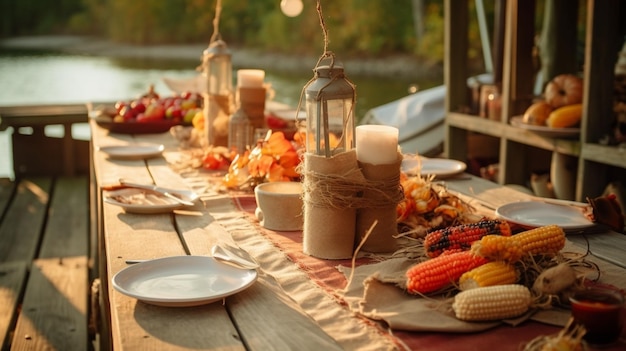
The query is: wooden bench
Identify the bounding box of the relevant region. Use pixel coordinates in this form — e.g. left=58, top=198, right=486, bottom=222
left=0, top=104, right=90, bottom=177
left=0, top=175, right=92, bottom=350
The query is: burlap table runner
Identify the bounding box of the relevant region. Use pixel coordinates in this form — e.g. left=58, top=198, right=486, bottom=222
left=336, top=240, right=626, bottom=333
left=191, top=188, right=401, bottom=350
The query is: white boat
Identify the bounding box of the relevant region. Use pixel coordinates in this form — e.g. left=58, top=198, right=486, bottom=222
left=361, top=85, right=446, bottom=157
left=361, top=73, right=493, bottom=157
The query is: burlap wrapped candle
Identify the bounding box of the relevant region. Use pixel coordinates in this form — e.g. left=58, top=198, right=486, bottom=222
left=354, top=125, right=403, bottom=253
left=356, top=152, right=404, bottom=253
left=302, top=150, right=367, bottom=259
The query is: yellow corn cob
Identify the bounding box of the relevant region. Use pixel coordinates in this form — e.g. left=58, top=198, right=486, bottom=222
left=452, top=284, right=532, bottom=322
left=546, top=103, right=582, bottom=128
left=459, top=261, right=519, bottom=290
left=471, top=225, right=565, bottom=262
left=472, top=235, right=524, bottom=262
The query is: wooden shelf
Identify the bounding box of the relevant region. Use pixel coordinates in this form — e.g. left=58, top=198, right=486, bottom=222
left=446, top=112, right=505, bottom=138
left=447, top=112, right=580, bottom=157
left=581, top=143, right=626, bottom=168
left=444, top=0, right=626, bottom=201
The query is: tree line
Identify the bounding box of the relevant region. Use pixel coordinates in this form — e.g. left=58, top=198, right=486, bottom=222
left=0, top=0, right=497, bottom=66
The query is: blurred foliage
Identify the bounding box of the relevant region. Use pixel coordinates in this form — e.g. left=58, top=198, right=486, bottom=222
left=0, top=0, right=506, bottom=66
left=0, top=0, right=84, bottom=35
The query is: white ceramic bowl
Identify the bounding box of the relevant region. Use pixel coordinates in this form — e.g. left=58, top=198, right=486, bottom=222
left=254, top=182, right=303, bottom=231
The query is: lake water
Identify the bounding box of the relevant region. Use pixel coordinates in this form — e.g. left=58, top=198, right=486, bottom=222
left=0, top=49, right=424, bottom=179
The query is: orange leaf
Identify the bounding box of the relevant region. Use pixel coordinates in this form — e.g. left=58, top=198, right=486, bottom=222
left=267, top=163, right=286, bottom=182
left=278, top=150, right=300, bottom=168
left=266, top=132, right=294, bottom=156
left=281, top=166, right=300, bottom=178
left=249, top=154, right=274, bottom=178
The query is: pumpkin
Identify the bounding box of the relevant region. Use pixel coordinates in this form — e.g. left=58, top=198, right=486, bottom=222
left=544, top=74, right=583, bottom=108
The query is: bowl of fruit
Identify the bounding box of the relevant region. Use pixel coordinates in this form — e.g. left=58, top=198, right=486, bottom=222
left=90, top=86, right=200, bottom=134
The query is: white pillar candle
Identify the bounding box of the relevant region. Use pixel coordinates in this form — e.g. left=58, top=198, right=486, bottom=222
left=355, top=125, right=399, bottom=165
left=237, top=69, right=265, bottom=88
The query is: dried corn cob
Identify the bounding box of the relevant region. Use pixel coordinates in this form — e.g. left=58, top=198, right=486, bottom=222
left=472, top=235, right=524, bottom=262
left=471, top=225, right=566, bottom=262
left=406, top=250, right=490, bottom=294
left=459, top=261, right=519, bottom=290
left=452, top=284, right=532, bottom=321
left=424, top=219, right=512, bottom=258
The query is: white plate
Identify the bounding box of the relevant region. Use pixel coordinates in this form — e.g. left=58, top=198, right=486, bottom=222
left=112, top=256, right=258, bottom=307
left=496, top=201, right=595, bottom=231
left=104, top=188, right=198, bottom=214
left=510, top=116, right=580, bottom=139
left=402, top=156, right=467, bottom=178
left=98, top=144, right=165, bottom=160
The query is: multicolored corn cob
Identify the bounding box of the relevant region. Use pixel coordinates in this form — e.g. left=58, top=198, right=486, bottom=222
left=424, top=219, right=512, bottom=258
left=406, top=250, right=490, bottom=295
left=459, top=261, right=519, bottom=290
left=471, top=224, right=566, bottom=262
left=452, top=284, right=532, bottom=321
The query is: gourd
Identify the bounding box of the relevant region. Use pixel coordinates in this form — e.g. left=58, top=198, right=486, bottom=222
left=544, top=74, right=583, bottom=109
left=546, top=104, right=583, bottom=128
left=522, top=101, right=553, bottom=126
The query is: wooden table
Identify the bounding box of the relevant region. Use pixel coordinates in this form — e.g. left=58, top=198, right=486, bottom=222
left=90, top=120, right=626, bottom=351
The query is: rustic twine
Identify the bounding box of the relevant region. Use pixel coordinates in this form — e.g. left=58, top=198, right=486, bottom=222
left=301, top=166, right=403, bottom=209
left=210, top=0, right=223, bottom=43
left=294, top=0, right=358, bottom=142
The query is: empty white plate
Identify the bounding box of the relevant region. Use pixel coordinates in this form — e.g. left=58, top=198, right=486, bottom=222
left=402, top=156, right=467, bottom=178
left=496, top=201, right=595, bottom=231
left=99, top=144, right=164, bottom=160
left=112, top=256, right=258, bottom=307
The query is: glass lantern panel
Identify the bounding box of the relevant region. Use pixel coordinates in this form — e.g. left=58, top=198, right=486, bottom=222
left=206, top=56, right=232, bottom=96
left=305, top=95, right=354, bottom=156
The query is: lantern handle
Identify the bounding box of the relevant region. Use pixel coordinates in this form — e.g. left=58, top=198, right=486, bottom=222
left=295, top=0, right=339, bottom=125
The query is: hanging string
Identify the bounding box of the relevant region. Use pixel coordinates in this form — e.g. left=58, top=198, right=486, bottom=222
left=313, top=0, right=356, bottom=154
left=295, top=0, right=357, bottom=153
left=316, top=0, right=329, bottom=55
left=210, top=0, right=223, bottom=43
left=296, top=0, right=337, bottom=117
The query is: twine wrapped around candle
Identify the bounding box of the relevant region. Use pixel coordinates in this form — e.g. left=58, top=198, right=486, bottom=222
left=302, top=150, right=365, bottom=259
left=356, top=152, right=404, bottom=253
left=301, top=149, right=404, bottom=258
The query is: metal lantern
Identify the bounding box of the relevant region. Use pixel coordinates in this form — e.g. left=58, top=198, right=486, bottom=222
left=305, top=55, right=356, bottom=158
left=201, top=39, right=232, bottom=96
left=201, top=39, right=233, bottom=146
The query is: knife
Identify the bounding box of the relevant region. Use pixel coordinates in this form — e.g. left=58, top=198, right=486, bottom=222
left=530, top=196, right=589, bottom=208
left=118, top=179, right=195, bottom=206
